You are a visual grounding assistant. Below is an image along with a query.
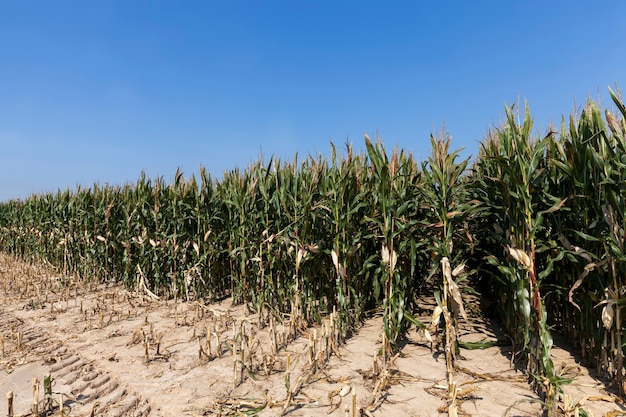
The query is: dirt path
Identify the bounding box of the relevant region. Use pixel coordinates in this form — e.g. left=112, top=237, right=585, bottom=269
left=0, top=255, right=624, bottom=417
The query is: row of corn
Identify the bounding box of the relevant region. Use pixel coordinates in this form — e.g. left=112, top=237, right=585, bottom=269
left=1, top=88, right=626, bottom=414
left=471, top=87, right=626, bottom=413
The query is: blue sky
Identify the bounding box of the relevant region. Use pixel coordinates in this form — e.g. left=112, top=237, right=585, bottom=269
left=1, top=1, right=625, bottom=201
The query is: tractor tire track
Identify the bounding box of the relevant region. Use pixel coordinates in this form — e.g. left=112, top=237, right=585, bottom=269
left=0, top=307, right=153, bottom=417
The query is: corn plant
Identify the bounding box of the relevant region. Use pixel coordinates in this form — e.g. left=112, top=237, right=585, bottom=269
left=364, top=134, right=427, bottom=352
left=546, top=89, right=626, bottom=394
left=321, top=143, right=375, bottom=339
left=4, top=87, right=626, bottom=410
left=421, top=131, right=482, bottom=410
left=472, top=103, right=576, bottom=413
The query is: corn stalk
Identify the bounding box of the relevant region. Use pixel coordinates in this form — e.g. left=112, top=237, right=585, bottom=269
left=422, top=131, right=481, bottom=414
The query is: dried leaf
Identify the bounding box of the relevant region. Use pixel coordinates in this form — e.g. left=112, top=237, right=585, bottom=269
left=448, top=278, right=468, bottom=322
left=568, top=259, right=608, bottom=310
left=331, top=250, right=339, bottom=270
left=390, top=248, right=397, bottom=272
left=427, top=221, right=445, bottom=228
left=381, top=244, right=389, bottom=264
left=540, top=197, right=569, bottom=214
left=452, top=263, right=465, bottom=277
left=507, top=246, right=531, bottom=269
left=339, top=384, right=352, bottom=397
left=296, top=248, right=307, bottom=268
left=602, top=304, right=614, bottom=330
left=441, top=257, right=452, bottom=281
left=423, top=329, right=433, bottom=343
left=446, top=211, right=463, bottom=218
left=431, top=305, right=443, bottom=328
left=332, top=250, right=345, bottom=279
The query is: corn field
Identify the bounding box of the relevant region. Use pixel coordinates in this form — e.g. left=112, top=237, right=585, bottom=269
left=1, top=88, right=626, bottom=415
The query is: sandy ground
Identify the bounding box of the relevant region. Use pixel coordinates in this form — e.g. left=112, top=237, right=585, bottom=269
left=0, top=255, right=625, bottom=417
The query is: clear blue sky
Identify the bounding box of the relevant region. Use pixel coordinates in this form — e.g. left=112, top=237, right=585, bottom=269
left=1, top=1, right=624, bottom=201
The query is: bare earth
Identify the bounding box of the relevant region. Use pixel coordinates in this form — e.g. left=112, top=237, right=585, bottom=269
left=0, top=255, right=624, bottom=417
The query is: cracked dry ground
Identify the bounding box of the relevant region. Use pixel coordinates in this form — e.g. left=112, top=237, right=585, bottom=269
left=1, top=255, right=625, bottom=417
